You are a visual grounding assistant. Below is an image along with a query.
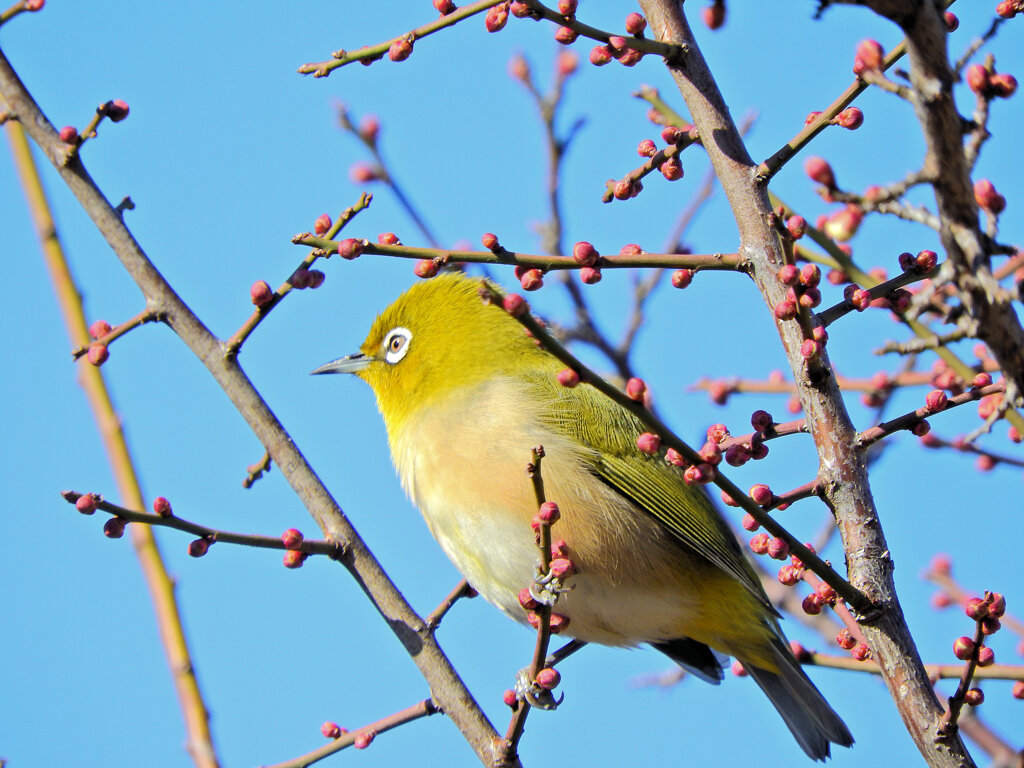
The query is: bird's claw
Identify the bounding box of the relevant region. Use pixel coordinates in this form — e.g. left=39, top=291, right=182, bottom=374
left=513, top=668, right=563, bottom=711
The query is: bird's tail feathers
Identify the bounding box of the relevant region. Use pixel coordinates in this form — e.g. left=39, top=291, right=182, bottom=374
left=742, top=639, right=854, bottom=761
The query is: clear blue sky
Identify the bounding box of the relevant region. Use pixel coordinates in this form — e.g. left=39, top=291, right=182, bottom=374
left=2, top=2, right=1022, bottom=767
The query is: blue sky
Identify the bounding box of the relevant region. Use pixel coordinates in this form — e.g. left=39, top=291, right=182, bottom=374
left=2, top=2, right=1022, bottom=767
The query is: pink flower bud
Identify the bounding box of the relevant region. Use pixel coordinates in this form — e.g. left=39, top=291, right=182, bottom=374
left=549, top=557, right=575, bottom=578
left=314, top=214, right=332, bottom=235
left=413, top=260, right=439, bottom=279
left=989, top=592, right=1006, bottom=617
left=702, top=2, right=725, bottom=29
left=974, top=179, right=1006, bottom=214
left=337, top=238, right=363, bottom=260
left=724, top=443, right=750, bottom=467
left=536, top=667, right=561, bottom=690
left=851, top=643, right=871, bottom=661
left=854, top=39, right=884, bottom=72
left=835, top=107, right=864, bottom=129
left=87, top=344, right=109, bottom=366
left=804, top=156, right=835, bottom=188
left=282, top=528, right=304, bottom=550
left=59, top=125, right=78, bottom=144
left=800, top=339, right=821, bottom=360
left=671, top=269, right=694, bottom=289
left=682, top=463, right=714, bottom=485
left=619, top=243, right=643, bottom=257
left=75, top=493, right=100, bottom=514
left=557, top=50, right=579, bottom=76
left=660, top=155, right=683, bottom=181
left=552, top=24, right=577, bottom=44
left=625, top=377, right=647, bottom=401
left=767, top=537, right=790, bottom=560
left=952, top=636, right=975, bottom=660
left=350, top=163, right=378, bottom=183
left=637, top=138, right=657, bottom=157
left=636, top=432, right=661, bottom=455
left=481, top=232, right=499, bottom=251
left=925, top=389, right=948, bottom=413
left=991, top=73, right=1017, bottom=98
left=572, top=241, right=599, bottom=266
left=1013, top=681, right=1024, bottom=700
left=354, top=731, right=375, bottom=749
left=503, top=293, right=528, bottom=317
left=966, top=64, right=991, bottom=96
left=749, top=533, right=770, bottom=555
left=557, top=368, right=580, bottom=388
left=283, top=550, right=307, bottom=568
left=964, top=688, right=984, bottom=707
left=557, top=0, right=577, bottom=13
left=741, top=513, right=759, bottom=532
left=850, top=289, right=871, bottom=311
left=589, top=45, right=613, bottom=66
left=580, top=266, right=602, bottom=284
left=749, top=484, right=773, bottom=506
left=250, top=280, right=273, bottom=307
left=548, top=613, right=570, bottom=633
left=321, top=721, right=344, bottom=739
left=786, top=216, right=807, bottom=239
left=153, top=497, right=172, bottom=517
left=944, top=11, right=959, bottom=30
left=773, top=299, right=797, bottom=320
left=388, top=38, right=413, bottom=62
left=89, top=319, right=112, bottom=339
left=802, top=593, right=823, bottom=615
left=836, top=629, right=856, bottom=650
left=976, top=646, right=995, bottom=666
left=434, top=0, right=456, bottom=14
left=485, top=4, right=508, bottom=31
left=625, top=12, right=647, bottom=35
left=777, top=264, right=800, bottom=286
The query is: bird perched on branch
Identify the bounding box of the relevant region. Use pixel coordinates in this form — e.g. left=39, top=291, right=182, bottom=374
left=313, top=272, right=852, bottom=760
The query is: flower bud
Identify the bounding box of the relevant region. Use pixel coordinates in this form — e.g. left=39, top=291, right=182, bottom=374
left=671, top=269, right=694, bottom=289
left=749, top=533, right=770, bottom=555
left=282, top=528, right=304, bottom=550
left=572, top=241, right=599, bottom=266
left=283, top=550, right=307, bottom=568
left=804, top=156, right=835, bottom=188
left=836, top=629, right=856, bottom=650
left=557, top=368, right=580, bottom=388
left=952, top=636, right=975, bottom=660
left=251, top=280, right=273, bottom=307
left=749, top=484, right=773, bottom=506
left=835, top=107, right=864, bottom=129
left=87, top=343, right=109, bottom=366
left=536, top=667, right=561, bottom=690
left=767, top=537, right=790, bottom=560
left=976, top=646, right=995, bottom=666
left=624, top=12, right=647, bottom=35
left=389, top=38, right=413, bottom=62
left=854, top=39, right=884, bottom=73
left=337, top=238, right=364, bottom=260
left=636, top=432, right=661, bottom=455
left=580, top=266, right=602, bottom=284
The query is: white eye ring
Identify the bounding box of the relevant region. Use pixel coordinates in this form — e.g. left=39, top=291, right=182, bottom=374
left=383, top=327, right=412, bottom=364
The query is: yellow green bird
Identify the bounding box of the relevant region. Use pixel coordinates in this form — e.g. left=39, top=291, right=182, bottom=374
left=313, top=272, right=852, bottom=760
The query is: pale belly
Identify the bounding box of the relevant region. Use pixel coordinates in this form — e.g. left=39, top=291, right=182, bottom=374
left=385, top=380, right=758, bottom=649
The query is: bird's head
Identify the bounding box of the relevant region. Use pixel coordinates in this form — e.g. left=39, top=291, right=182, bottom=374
left=312, top=272, right=550, bottom=431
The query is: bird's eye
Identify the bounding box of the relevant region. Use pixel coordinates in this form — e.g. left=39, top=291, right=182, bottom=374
left=383, top=327, right=412, bottom=364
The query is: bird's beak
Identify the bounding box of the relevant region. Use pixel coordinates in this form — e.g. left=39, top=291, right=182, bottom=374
left=310, top=352, right=373, bottom=375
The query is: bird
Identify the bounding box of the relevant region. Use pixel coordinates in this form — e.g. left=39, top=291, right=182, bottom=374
left=312, top=272, right=853, bottom=760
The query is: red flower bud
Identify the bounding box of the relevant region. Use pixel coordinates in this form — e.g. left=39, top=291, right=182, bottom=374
left=153, top=496, right=172, bottom=516
left=536, top=667, right=561, bottom=690
left=388, top=38, right=413, bottom=62
left=636, top=432, right=661, bottom=455
left=87, top=343, right=109, bottom=366
left=589, top=45, right=613, bottom=66
left=625, top=12, right=647, bottom=35
left=749, top=484, right=773, bottom=506
left=572, top=241, right=599, bottom=266
left=952, top=636, right=975, bottom=660
left=557, top=368, right=580, bottom=388
left=671, top=269, right=693, bottom=289
left=835, top=107, right=864, bottom=130
left=804, top=156, right=835, bottom=188
left=580, top=266, right=602, bottom=284
left=282, top=528, right=304, bottom=550
left=749, top=533, right=770, bottom=555
left=854, top=39, right=884, bottom=72
left=283, top=550, right=307, bottom=568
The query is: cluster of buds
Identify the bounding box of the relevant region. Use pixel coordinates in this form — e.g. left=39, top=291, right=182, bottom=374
left=974, top=179, right=1007, bottom=215
left=281, top=528, right=308, bottom=569
left=290, top=267, right=326, bottom=290
left=965, top=63, right=1017, bottom=99
left=775, top=262, right=823, bottom=318
left=589, top=33, right=643, bottom=68
left=997, top=0, right=1024, bottom=17
left=835, top=628, right=871, bottom=661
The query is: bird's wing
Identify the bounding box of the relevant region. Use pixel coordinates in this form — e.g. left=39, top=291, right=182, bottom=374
left=530, top=371, right=773, bottom=611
